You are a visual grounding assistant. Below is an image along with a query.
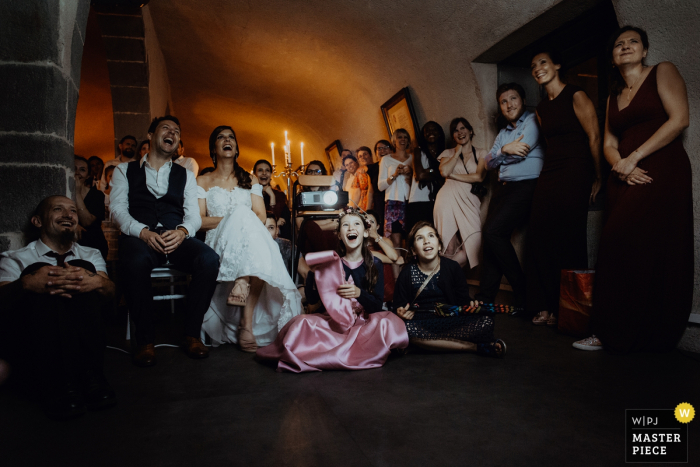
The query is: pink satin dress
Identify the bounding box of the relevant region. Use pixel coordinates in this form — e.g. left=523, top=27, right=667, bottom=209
left=256, top=251, right=408, bottom=372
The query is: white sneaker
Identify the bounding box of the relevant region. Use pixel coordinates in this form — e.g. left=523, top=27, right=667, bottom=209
left=573, top=335, right=603, bottom=351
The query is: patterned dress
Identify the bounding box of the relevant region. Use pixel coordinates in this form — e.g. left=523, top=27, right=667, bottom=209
left=400, top=264, right=494, bottom=343
left=351, top=171, right=371, bottom=210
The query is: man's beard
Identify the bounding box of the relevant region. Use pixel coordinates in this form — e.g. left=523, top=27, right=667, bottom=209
left=123, top=149, right=136, bottom=159
left=58, top=228, right=76, bottom=243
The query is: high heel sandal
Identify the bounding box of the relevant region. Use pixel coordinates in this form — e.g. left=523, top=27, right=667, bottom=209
left=546, top=314, right=558, bottom=327
left=476, top=339, right=506, bottom=358
left=227, top=278, right=250, bottom=307
left=238, top=326, right=258, bottom=353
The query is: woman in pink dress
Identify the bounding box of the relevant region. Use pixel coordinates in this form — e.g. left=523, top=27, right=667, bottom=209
left=433, top=118, right=487, bottom=268
left=256, top=208, right=408, bottom=372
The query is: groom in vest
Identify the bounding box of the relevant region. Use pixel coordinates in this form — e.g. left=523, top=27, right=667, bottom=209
left=110, top=115, right=219, bottom=367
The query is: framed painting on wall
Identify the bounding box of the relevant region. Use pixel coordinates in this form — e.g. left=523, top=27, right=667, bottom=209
left=324, top=140, right=343, bottom=174
left=380, top=87, right=420, bottom=142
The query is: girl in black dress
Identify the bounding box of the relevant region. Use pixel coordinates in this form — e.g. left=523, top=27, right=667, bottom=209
left=394, top=221, right=505, bottom=356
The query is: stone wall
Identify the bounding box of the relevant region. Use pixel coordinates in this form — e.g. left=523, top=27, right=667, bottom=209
left=94, top=4, right=172, bottom=156
left=0, top=0, right=90, bottom=252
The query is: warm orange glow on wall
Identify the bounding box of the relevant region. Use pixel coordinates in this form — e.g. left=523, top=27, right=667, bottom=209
left=74, top=8, right=115, bottom=162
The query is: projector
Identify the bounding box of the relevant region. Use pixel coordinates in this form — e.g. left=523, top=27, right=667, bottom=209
left=296, top=190, right=348, bottom=211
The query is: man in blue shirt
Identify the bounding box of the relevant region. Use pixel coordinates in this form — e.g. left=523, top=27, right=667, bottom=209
left=476, top=83, right=543, bottom=307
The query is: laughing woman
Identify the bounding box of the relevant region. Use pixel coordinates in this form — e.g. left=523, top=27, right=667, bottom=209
left=197, top=126, right=302, bottom=352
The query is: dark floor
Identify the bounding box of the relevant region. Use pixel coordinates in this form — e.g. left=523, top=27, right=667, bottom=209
left=1, top=307, right=699, bottom=467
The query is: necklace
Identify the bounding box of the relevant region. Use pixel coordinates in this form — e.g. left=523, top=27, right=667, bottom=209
left=627, top=67, right=646, bottom=100
left=417, top=260, right=440, bottom=276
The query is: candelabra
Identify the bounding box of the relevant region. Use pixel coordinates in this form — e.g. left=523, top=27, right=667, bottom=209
left=270, top=134, right=304, bottom=208
left=271, top=161, right=304, bottom=209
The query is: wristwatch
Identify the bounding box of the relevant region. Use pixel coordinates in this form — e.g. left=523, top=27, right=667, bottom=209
left=389, top=175, right=395, bottom=181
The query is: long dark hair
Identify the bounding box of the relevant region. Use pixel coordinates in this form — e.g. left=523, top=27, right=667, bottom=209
left=415, top=121, right=445, bottom=200
left=448, top=118, right=472, bottom=149
left=335, top=209, right=378, bottom=295
left=208, top=125, right=252, bottom=189
left=607, top=26, right=650, bottom=96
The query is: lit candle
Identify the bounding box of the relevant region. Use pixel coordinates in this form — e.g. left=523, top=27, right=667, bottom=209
left=284, top=131, right=288, bottom=149
left=287, top=140, right=291, bottom=165
left=271, top=143, right=275, bottom=166
left=301, top=142, right=304, bottom=166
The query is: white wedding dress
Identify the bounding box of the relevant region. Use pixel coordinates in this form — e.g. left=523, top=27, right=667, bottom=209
left=198, top=184, right=301, bottom=347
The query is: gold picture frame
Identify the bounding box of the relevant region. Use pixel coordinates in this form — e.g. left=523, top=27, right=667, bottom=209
left=380, top=87, right=420, bottom=142
left=324, top=139, right=344, bottom=174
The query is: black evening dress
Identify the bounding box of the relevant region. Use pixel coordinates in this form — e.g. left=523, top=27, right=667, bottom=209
left=525, top=84, right=593, bottom=316
left=590, top=65, right=694, bottom=352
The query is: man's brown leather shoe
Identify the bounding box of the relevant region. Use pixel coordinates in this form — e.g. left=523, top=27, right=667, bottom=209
left=182, top=336, right=209, bottom=359
left=132, top=343, right=156, bottom=367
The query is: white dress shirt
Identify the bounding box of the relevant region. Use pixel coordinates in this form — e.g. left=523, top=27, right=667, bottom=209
left=173, top=156, right=200, bottom=176
left=0, top=239, right=107, bottom=282
left=109, top=154, right=202, bottom=238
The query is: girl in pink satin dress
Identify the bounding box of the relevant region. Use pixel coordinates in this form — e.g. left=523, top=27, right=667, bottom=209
left=256, top=208, right=408, bottom=372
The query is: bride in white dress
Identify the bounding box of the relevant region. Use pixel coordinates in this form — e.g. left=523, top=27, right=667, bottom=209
left=197, top=125, right=301, bottom=351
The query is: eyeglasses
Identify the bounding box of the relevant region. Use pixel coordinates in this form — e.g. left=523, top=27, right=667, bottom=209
left=305, top=169, right=323, bottom=175
left=377, top=146, right=390, bottom=151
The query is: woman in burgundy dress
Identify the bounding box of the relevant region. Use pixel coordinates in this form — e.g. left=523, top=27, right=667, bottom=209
left=526, top=51, right=602, bottom=326
left=574, top=27, right=692, bottom=352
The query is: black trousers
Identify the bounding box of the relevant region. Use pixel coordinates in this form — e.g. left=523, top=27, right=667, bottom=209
left=0, top=260, right=106, bottom=389
left=118, top=235, right=219, bottom=345
left=476, top=179, right=538, bottom=305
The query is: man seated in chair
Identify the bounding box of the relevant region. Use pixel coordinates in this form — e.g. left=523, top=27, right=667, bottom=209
left=0, top=196, right=116, bottom=419
left=110, top=115, right=220, bottom=367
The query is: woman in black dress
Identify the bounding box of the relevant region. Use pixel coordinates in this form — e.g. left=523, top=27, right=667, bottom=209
left=574, top=27, right=692, bottom=352
left=526, top=50, right=602, bottom=326
left=74, top=156, right=108, bottom=259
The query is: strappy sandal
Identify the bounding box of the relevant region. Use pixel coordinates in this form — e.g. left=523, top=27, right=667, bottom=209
left=238, top=326, right=258, bottom=353
left=227, top=278, right=250, bottom=307
left=532, top=312, right=549, bottom=326
left=476, top=339, right=506, bottom=358
left=547, top=314, right=558, bottom=327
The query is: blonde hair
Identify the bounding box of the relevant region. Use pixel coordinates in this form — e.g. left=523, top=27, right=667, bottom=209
left=391, top=128, right=413, bottom=152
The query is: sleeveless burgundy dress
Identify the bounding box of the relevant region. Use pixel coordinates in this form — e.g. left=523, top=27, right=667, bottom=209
left=525, top=84, right=593, bottom=315
left=590, top=65, right=693, bottom=352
